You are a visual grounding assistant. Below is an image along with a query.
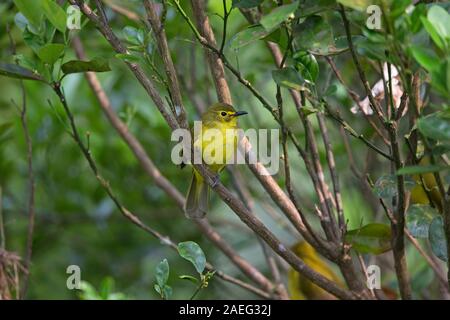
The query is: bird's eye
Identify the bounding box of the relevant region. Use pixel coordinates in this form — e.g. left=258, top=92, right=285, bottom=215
left=220, top=111, right=227, bottom=117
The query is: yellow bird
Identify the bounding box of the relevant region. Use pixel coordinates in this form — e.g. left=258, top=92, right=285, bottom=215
left=288, top=241, right=343, bottom=300
left=184, top=103, right=248, bottom=219
left=410, top=157, right=443, bottom=212
left=288, top=241, right=399, bottom=300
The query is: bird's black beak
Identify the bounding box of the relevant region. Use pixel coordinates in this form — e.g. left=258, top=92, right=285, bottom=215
left=233, top=111, right=248, bottom=117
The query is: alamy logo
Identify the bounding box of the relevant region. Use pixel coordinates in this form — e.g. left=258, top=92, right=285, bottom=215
left=67, top=5, right=81, bottom=30
left=171, top=123, right=280, bottom=175
left=66, top=265, right=81, bottom=290
left=366, top=5, right=382, bottom=30
left=366, top=264, right=381, bottom=289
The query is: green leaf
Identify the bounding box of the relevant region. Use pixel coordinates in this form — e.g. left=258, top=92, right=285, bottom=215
left=417, top=112, right=450, bottom=141
left=432, top=144, right=450, bottom=156
left=41, top=0, right=67, bottom=33
left=429, top=216, right=448, bottom=262
left=427, top=5, right=450, bottom=43
left=410, top=46, right=438, bottom=72
left=301, top=105, right=319, bottom=117
left=293, top=51, right=319, bottom=82
left=260, top=1, right=299, bottom=31
left=429, top=59, right=450, bottom=98
left=23, top=26, right=45, bottom=54
left=13, top=0, right=43, bottom=28
left=373, top=175, right=416, bottom=198
left=13, top=54, right=38, bottom=72
left=390, top=0, right=412, bottom=19
left=293, top=15, right=337, bottom=55
left=179, top=275, right=199, bottom=284
left=162, top=285, right=173, bottom=299
left=410, top=3, right=426, bottom=34
left=337, top=0, right=371, bottom=11
left=355, top=36, right=387, bottom=61
left=177, top=241, right=206, bottom=274
left=0, top=122, right=14, bottom=143
left=0, top=62, right=43, bottom=81
left=373, top=175, right=397, bottom=198
left=14, top=12, right=28, bottom=31
left=99, top=277, right=115, bottom=299
left=37, top=43, right=65, bottom=64
left=155, top=259, right=169, bottom=288
left=298, top=0, right=336, bottom=18
left=79, top=281, right=101, bottom=300
left=397, top=164, right=449, bottom=175
left=123, top=26, right=145, bottom=46
left=272, top=67, right=308, bottom=91
left=115, top=53, right=142, bottom=63
left=406, top=204, right=439, bottom=238
left=421, top=16, right=445, bottom=50
left=107, top=293, right=127, bottom=300
left=61, top=58, right=111, bottom=74
left=232, top=0, right=263, bottom=8
left=228, top=25, right=270, bottom=50
left=345, top=223, right=392, bottom=254
left=154, top=284, right=161, bottom=295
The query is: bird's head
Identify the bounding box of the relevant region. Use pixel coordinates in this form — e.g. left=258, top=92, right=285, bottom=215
left=202, top=103, right=248, bottom=126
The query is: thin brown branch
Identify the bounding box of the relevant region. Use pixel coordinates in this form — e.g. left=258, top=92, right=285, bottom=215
left=144, top=0, right=188, bottom=129
left=325, top=56, right=389, bottom=145
left=317, top=114, right=345, bottom=234
left=339, top=5, right=385, bottom=123
left=387, top=121, right=412, bottom=300
left=187, top=0, right=232, bottom=103
left=228, top=168, right=289, bottom=299
left=277, top=87, right=322, bottom=247
left=405, top=231, right=448, bottom=287
left=323, top=103, right=393, bottom=161
left=379, top=196, right=447, bottom=293
left=102, top=0, right=140, bottom=21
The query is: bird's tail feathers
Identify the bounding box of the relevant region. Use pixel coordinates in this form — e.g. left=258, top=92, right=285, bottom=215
left=184, top=173, right=209, bottom=219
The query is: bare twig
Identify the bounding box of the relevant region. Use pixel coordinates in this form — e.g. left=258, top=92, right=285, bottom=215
left=218, top=0, right=231, bottom=55
left=144, top=0, right=188, bottom=129
left=102, top=0, right=140, bottom=21
left=325, top=56, right=389, bottom=144
left=339, top=5, right=385, bottom=122
left=387, top=121, right=412, bottom=300
left=323, top=103, right=393, bottom=161
left=317, top=114, right=345, bottom=235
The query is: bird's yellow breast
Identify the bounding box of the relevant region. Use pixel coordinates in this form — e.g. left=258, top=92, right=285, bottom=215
left=194, top=122, right=238, bottom=173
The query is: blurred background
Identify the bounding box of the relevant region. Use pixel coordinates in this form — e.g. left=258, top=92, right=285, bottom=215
left=0, top=0, right=448, bottom=299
